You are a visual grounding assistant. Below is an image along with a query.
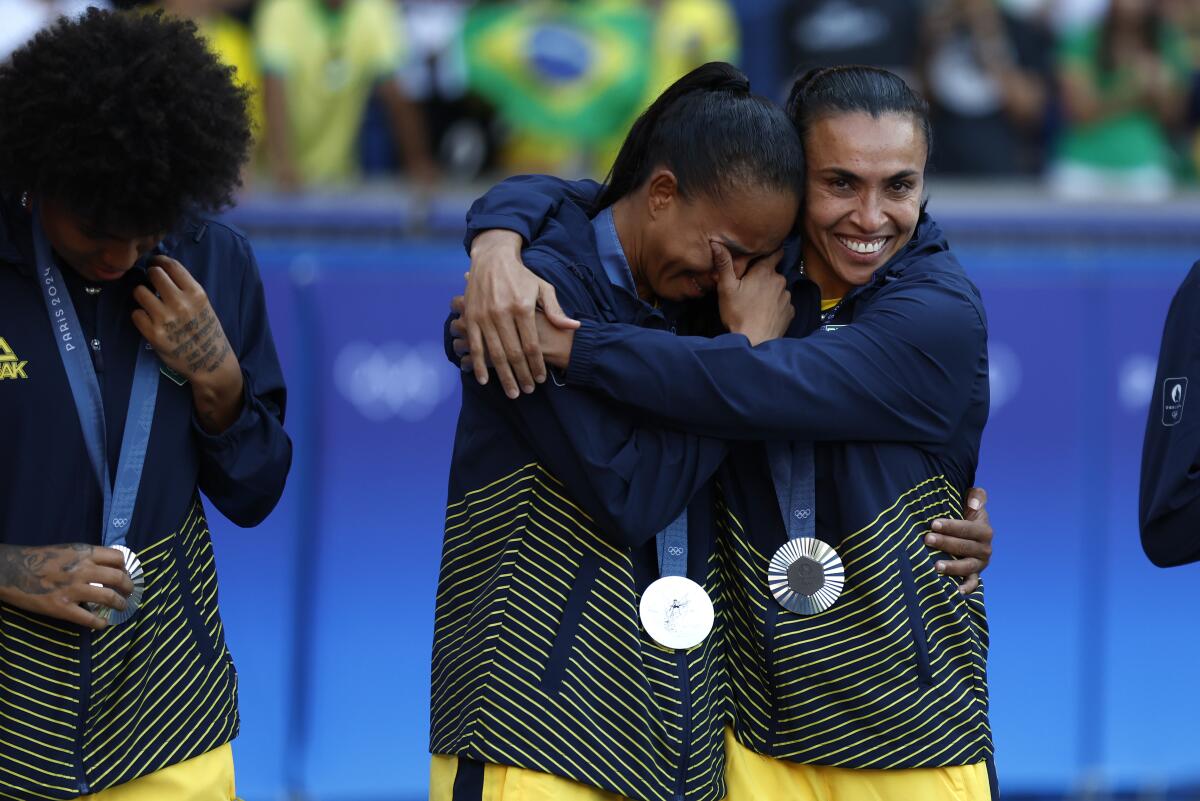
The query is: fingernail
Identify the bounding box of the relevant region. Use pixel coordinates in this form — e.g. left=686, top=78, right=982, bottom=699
left=506, top=388, right=519, bottom=400
left=522, top=384, right=534, bottom=395
left=925, top=533, right=938, bottom=545
left=935, top=562, right=945, bottom=574
left=535, top=373, right=546, bottom=384
left=931, top=520, right=943, bottom=531
left=968, top=498, right=981, bottom=510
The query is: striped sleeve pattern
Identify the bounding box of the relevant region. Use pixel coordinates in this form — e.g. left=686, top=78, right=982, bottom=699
left=719, top=476, right=991, bottom=769
left=0, top=498, right=239, bottom=799
left=431, top=464, right=730, bottom=801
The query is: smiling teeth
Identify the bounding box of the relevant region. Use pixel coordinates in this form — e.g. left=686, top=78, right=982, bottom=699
left=838, top=237, right=885, bottom=254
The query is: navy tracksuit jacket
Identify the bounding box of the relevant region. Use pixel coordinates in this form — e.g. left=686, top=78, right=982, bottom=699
left=457, top=175, right=995, bottom=775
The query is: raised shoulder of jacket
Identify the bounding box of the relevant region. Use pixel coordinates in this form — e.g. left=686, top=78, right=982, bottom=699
left=185, top=217, right=252, bottom=248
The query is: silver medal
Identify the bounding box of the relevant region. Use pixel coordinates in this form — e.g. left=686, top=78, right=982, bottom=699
left=89, top=544, right=144, bottom=626
left=768, top=537, right=843, bottom=615
left=639, top=575, right=714, bottom=650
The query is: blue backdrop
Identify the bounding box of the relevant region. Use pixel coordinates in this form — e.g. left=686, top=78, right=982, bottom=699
left=204, top=198, right=1200, bottom=800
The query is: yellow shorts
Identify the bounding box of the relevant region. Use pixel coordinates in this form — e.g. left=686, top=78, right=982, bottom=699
left=431, top=732, right=993, bottom=801
left=724, top=729, right=993, bottom=801
left=77, top=744, right=238, bottom=801
left=430, top=754, right=632, bottom=801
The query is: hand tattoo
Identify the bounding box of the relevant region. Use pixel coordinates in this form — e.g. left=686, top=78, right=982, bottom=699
left=0, top=543, right=89, bottom=595
left=164, top=309, right=231, bottom=375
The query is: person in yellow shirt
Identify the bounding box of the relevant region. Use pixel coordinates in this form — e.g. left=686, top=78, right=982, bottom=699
left=255, top=0, right=437, bottom=190
left=646, top=0, right=739, bottom=98
left=156, top=0, right=265, bottom=170
left=594, top=0, right=740, bottom=173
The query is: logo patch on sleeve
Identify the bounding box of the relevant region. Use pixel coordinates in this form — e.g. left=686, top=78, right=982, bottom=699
left=0, top=337, right=29, bottom=380
left=1163, top=377, right=1188, bottom=426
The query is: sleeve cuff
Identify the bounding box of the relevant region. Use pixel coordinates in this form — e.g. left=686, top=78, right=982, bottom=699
left=463, top=215, right=534, bottom=254
left=562, top=320, right=600, bottom=388
left=191, top=369, right=260, bottom=449
left=443, top=312, right=462, bottom=367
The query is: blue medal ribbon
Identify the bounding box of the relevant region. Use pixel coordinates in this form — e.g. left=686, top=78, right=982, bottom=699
left=656, top=510, right=689, bottom=579
left=766, top=441, right=816, bottom=542
left=32, top=210, right=159, bottom=549
left=766, top=440, right=844, bottom=614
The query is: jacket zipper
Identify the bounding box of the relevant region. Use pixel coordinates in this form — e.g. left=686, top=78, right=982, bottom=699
left=74, top=629, right=92, bottom=794
left=673, top=649, right=691, bottom=801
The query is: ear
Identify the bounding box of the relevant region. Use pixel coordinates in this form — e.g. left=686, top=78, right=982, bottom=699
left=645, top=168, right=678, bottom=221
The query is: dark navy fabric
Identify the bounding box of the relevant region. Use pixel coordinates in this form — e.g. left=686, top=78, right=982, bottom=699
left=1140, top=259, right=1200, bottom=567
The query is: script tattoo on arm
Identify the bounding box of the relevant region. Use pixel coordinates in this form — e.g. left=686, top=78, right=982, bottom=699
left=166, top=306, right=244, bottom=434
left=165, top=308, right=232, bottom=376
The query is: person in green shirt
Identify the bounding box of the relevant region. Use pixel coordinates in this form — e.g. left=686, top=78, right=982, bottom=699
left=1053, top=0, right=1191, bottom=201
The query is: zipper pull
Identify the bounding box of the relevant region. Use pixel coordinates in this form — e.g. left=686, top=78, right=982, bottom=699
left=89, top=337, right=103, bottom=374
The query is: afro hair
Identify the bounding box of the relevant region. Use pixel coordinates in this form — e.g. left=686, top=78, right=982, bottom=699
left=0, top=8, right=252, bottom=234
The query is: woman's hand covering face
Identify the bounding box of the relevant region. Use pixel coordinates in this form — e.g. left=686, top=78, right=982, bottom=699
left=713, top=241, right=793, bottom=346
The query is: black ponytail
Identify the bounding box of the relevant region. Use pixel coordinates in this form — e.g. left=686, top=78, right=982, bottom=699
left=595, top=62, right=803, bottom=210
left=786, top=65, right=933, bottom=163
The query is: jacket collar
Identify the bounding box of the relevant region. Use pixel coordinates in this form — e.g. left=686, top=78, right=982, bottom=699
left=884, top=212, right=950, bottom=278
left=537, top=200, right=672, bottom=329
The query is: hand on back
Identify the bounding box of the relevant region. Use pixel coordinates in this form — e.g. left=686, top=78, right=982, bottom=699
left=460, top=230, right=580, bottom=399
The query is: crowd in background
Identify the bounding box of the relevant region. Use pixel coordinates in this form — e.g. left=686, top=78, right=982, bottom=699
left=3, top=0, right=1199, bottom=201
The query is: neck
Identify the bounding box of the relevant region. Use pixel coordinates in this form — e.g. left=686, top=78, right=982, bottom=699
left=800, top=245, right=847, bottom=301
left=611, top=197, right=654, bottom=302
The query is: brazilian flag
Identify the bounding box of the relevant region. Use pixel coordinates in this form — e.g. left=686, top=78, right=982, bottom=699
left=463, top=1, right=653, bottom=144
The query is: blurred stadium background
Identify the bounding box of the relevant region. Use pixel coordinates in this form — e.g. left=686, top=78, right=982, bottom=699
left=5, top=0, right=1200, bottom=799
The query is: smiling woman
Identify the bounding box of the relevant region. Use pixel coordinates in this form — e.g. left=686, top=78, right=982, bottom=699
left=799, top=111, right=925, bottom=294
left=786, top=66, right=932, bottom=301
left=449, top=63, right=998, bottom=801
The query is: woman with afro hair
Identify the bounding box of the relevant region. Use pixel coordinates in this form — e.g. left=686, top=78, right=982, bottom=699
left=0, top=9, right=291, bottom=799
